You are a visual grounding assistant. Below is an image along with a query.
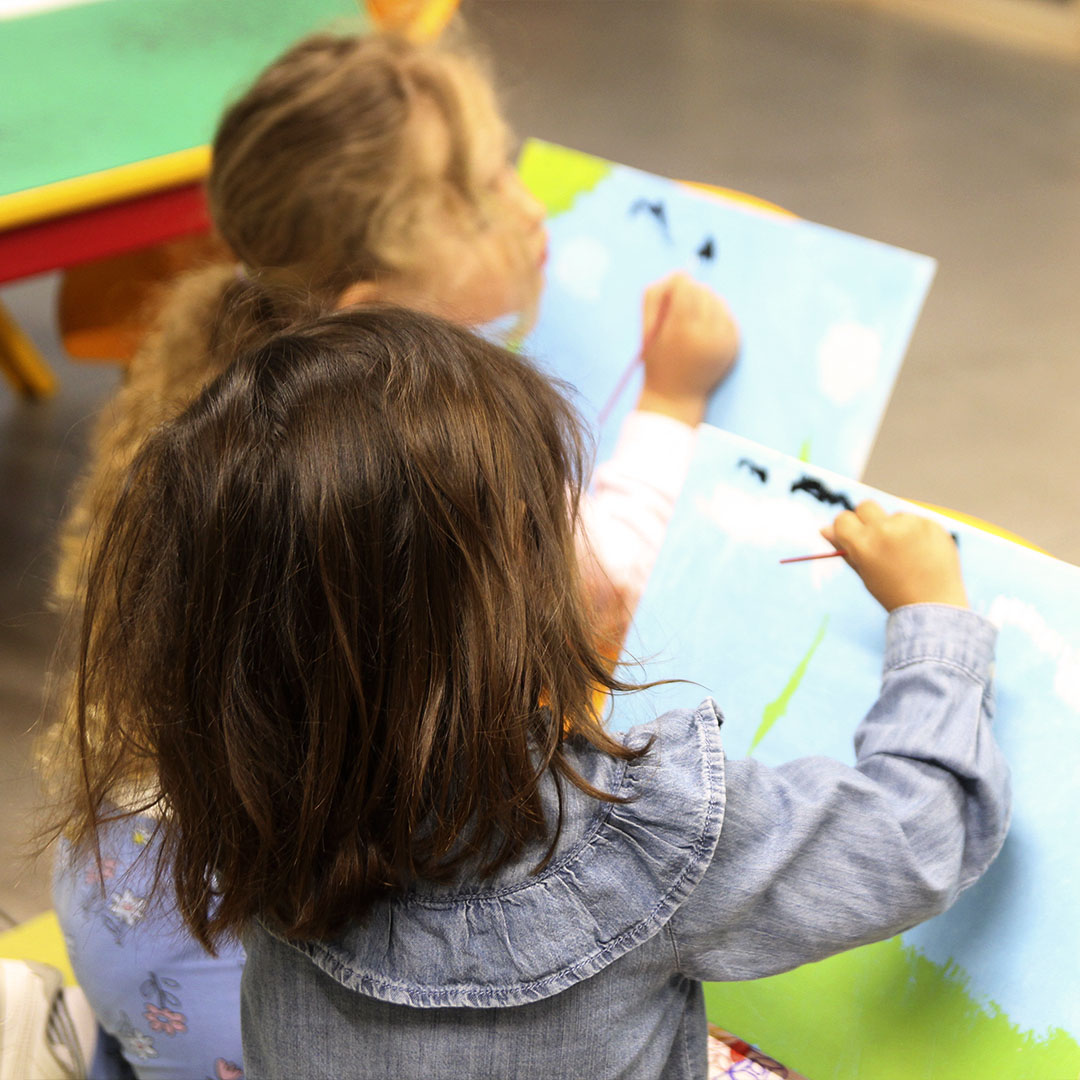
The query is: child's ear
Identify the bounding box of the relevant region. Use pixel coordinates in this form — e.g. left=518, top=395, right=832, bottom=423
left=336, top=280, right=384, bottom=310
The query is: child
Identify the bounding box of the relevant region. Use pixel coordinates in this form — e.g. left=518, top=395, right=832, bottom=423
left=49, top=32, right=736, bottom=1078
left=54, top=32, right=737, bottom=624
left=61, top=308, right=1009, bottom=1080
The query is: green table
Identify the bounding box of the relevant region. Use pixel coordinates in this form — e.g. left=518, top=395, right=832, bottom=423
left=0, top=0, right=365, bottom=393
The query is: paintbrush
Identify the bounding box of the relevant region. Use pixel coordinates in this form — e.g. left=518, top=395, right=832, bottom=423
left=779, top=550, right=847, bottom=565
left=597, top=286, right=675, bottom=427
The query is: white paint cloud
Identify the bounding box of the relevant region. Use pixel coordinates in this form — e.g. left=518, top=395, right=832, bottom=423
left=693, top=483, right=846, bottom=589
left=551, top=235, right=610, bottom=302
left=817, top=322, right=883, bottom=406
left=989, top=595, right=1080, bottom=713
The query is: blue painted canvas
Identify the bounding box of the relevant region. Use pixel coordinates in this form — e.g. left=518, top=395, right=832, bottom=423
left=609, top=424, right=1080, bottom=1078
left=518, top=140, right=936, bottom=479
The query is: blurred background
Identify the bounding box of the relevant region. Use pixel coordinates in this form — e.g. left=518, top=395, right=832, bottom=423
left=2, top=0, right=1079, bottom=925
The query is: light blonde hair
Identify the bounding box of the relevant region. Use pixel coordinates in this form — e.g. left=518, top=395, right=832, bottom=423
left=53, top=31, right=512, bottom=609
left=209, top=31, right=509, bottom=294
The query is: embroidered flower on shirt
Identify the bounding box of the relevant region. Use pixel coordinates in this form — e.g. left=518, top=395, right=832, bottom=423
left=115, top=1014, right=158, bottom=1062
left=124, top=1029, right=158, bottom=1061
left=214, top=1058, right=244, bottom=1080
left=727, top=1060, right=774, bottom=1079
left=109, top=888, right=147, bottom=927
left=140, top=970, right=183, bottom=1011
left=132, top=828, right=150, bottom=846
left=144, top=1002, right=188, bottom=1036
left=84, top=857, right=117, bottom=886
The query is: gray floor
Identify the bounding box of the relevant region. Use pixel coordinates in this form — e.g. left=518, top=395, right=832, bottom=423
left=2, top=0, right=1078, bottom=923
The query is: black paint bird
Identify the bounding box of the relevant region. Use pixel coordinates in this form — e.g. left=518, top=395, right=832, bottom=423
left=629, top=199, right=671, bottom=241
left=738, top=458, right=768, bottom=483
left=790, top=476, right=855, bottom=512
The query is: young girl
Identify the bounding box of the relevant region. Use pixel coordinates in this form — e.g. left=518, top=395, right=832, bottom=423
left=60, top=307, right=1009, bottom=1080
left=50, top=32, right=736, bottom=1079
left=53, top=31, right=736, bottom=623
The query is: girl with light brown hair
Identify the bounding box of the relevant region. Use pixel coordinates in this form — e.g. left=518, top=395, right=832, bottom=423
left=54, top=31, right=736, bottom=615
left=49, top=29, right=737, bottom=1078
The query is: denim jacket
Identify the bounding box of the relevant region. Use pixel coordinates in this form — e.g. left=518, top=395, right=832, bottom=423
left=241, top=605, right=1009, bottom=1079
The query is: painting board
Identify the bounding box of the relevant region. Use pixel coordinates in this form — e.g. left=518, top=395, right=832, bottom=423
left=609, top=424, right=1080, bottom=1079
left=519, top=140, right=937, bottom=479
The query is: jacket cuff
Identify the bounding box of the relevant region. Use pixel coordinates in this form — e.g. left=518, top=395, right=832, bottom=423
left=884, top=604, right=997, bottom=684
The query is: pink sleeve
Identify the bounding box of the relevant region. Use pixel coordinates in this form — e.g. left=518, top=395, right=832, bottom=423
left=576, top=411, right=697, bottom=645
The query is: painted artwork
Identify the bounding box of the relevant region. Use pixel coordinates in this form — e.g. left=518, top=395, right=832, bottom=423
left=608, top=424, right=1080, bottom=1080
left=518, top=139, right=937, bottom=479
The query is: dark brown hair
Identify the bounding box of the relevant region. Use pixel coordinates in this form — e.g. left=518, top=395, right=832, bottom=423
left=66, top=307, right=646, bottom=948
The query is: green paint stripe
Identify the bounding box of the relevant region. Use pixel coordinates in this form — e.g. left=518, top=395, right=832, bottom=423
left=517, top=139, right=613, bottom=219
left=704, top=934, right=1080, bottom=1080
left=749, top=615, right=828, bottom=754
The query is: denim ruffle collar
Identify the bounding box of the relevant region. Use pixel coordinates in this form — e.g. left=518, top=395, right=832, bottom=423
left=264, top=700, right=726, bottom=1009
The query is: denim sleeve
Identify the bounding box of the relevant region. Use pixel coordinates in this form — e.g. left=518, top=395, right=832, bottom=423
left=669, top=603, right=1010, bottom=982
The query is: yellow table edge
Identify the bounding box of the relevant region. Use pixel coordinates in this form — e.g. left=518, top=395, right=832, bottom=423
left=915, top=501, right=1048, bottom=554
left=0, top=152, right=792, bottom=237
left=679, top=180, right=797, bottom=219
left=0, top=145, right=212, bottom=233
left=0, top=0, right=470, bottom=234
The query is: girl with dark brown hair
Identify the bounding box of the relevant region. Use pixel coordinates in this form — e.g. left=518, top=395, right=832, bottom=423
left=49, top=31, right=737, bottom=1077
left=61, top=308, right=1008, bottom=1080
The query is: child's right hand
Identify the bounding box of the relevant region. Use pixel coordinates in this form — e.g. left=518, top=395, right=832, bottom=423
left=636, top=273, right=739, bottom=427
left=822, top=501, right=968, bottom=612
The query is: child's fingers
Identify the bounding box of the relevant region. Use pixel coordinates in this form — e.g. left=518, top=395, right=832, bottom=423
left=688, top=277, right=718, bottom=318
left=831, top=501, right=887, bottom=561
left=642, top=283, right=666, bottom=342
left=855, top=500, right=887, bottom=525
left=712, top=295, right=739, bottom=343
left=829, top=509, right=865, bottom=556
left=714, top=293, right=734, bottom=323
left=664, top=273, right=695, bottom=320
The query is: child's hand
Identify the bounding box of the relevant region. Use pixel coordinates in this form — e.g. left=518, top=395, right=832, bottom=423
left=636, top=273, right=739, bottom=427
left=822, top=501, right=968, bottom=612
